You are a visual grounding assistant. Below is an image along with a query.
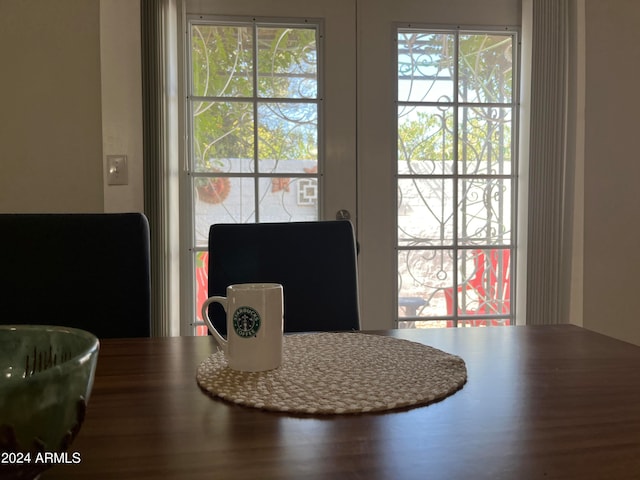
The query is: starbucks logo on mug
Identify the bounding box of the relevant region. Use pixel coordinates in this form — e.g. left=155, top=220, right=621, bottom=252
left=233, top=306, right=261, bottom=338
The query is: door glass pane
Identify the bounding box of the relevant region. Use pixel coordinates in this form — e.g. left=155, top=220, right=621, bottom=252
left=455, top=249, right=511, bottom=317
left=459, top=106, right=512, bottom=175
left=257, top=27, right=317, bottom=99
left=398, top=106, right=454, bottom=175
left=194, top=177, right=256, bottom=246
left=398, top=178, right=454, bottom=247
left=397, top=32, right=455, bottom=103
left=193, top=101, right=254, bottom=173
left=398, top=249, right=454, bottom=319
left=258, top=176, right=318, bottom=222
left=187, top=18, right=321, bottom=335
left=458, top=34, right=513, bottom=104
left=458, top=178, right=511, bottom=246
left=398, top=248, right=511, bottom=323
left=191, top=25, right=253, bottom=98
left=397, top=28, right=516, bottom=327
left=257, top=102, right=318, bottom=173
left=189, top=20, right=320, bottom=228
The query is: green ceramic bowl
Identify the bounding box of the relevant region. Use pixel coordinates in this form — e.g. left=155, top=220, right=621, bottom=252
left=0, top=325, right=99, bottom=479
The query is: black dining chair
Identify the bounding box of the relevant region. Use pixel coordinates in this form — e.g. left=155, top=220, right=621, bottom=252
left=0, top=213, right=151, bottom=338
left=205, top=220, right=360, bottom=335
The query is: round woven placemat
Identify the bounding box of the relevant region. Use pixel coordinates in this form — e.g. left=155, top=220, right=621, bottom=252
left=196, top=332, right=466, bottom=415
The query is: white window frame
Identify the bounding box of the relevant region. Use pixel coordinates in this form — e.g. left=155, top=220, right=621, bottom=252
left=180, top=15, right=324, bottom=335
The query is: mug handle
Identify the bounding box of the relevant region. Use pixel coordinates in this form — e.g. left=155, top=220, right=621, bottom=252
left=201, top=296, right=229, bottom=354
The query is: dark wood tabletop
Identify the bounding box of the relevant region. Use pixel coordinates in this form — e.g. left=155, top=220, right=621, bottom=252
left=42, top=325, right=640, bottom=479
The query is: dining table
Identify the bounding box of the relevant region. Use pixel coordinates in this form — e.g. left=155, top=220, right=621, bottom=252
left=41, top=324, right=640, bottom=479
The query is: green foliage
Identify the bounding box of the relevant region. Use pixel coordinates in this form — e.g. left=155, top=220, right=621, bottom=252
left=397, top=32, right=514, bottom=167
left=190, top=25, right=513, bottom=170
left=459, top=34, right=513, bottom=103
left=190, top=24, right=317, bottom=169
left=258, top=121, right=315, bottom=161
left=398, top=110, right=454, bottom=163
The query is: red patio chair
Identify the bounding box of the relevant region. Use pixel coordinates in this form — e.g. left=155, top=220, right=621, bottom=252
left=444, top=249, right=511, bottom=327
left=195, top=252, right=209, bottom=336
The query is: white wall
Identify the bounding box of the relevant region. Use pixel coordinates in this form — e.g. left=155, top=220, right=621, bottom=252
left=100, top=0, right=144, bottom=213
left=0, top=0, right=103, bottom=213
left=583, top=0, right=640, bottom=345
left=0, top=0, right=142, bottom=214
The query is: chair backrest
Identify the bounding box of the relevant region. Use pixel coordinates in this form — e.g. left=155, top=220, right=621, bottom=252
left=206, top=221, right=360, bottom=334
left=0, top=213, right=151, bottom=338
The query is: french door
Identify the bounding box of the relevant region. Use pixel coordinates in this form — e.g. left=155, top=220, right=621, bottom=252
left=180, top=0, right=520, bottom=333
left=182, top=0, right=356, bottom=334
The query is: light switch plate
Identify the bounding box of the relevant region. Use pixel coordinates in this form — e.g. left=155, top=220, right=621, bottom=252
left=106, top=155, right=128, bottom=185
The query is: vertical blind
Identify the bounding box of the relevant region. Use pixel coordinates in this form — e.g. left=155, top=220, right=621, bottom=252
left=141, top=0, right=174, bottom=336
left=526, top=0, right=573, bottom=325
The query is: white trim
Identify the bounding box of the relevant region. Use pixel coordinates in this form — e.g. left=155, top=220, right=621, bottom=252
left=517, top=0, right=532, bottom=326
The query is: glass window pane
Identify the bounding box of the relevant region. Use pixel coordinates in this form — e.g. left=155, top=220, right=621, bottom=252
left=257, top=176, right=318, bottom=222
left=398, top=249, right=454, bottom=318
left=257, top=102, right=317, bottom=173
left=257, top=27, right=317, bottom=99
left=459, top=106, right=512, bottom=175
left=457, top=319, right=511, bottom=327
left=398, top=32, right=455, bottom=103
left=458, top=178, right=511, bottom=246
left=191, top=25, right=253, bottom=98
left=193, top=101, right=254, bottom=173
left=458, top=34, right=513, bottom=104
left=455, top=249, right=511, bottom=316
left=398, top=178, right=454, bottom=247
left=398, top=105, right=454, bottom=175
left=194, top=177, right=256, bottom=246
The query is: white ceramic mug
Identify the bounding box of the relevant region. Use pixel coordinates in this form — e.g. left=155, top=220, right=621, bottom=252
left=201, top=283, right=284, bottom=372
